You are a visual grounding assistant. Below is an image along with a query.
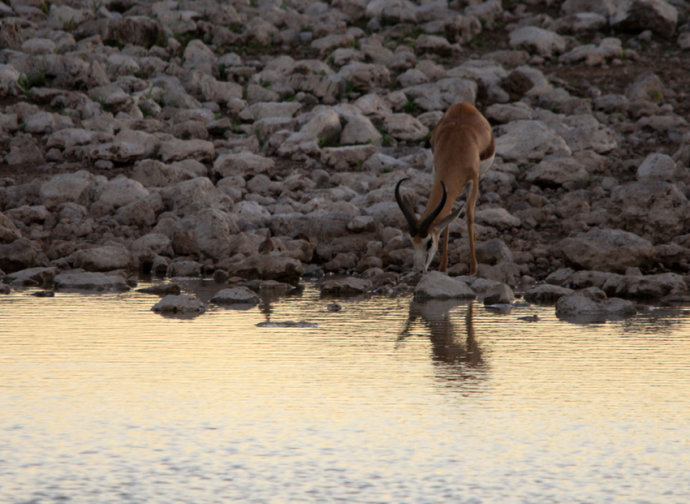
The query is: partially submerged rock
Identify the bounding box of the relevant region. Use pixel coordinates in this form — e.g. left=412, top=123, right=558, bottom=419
left=319, top=276, right=372, bottom=297
left=151, top=294, right=206, bottom=316
left=224, top=255, right=305, bottom=285
left=414, top=271, right=476, bottom=301
left=256, top=320, right=318, bottom=328
left=136, top=283, right=181, bottom=296
left=524, top=284, right=575, bottom=304
left=53, top=271, right=131, bottom=292
left=555, top=292, right=637, bottom=322
left=3, top=266, right=58, bottom=287
left=210, top=286, right=260, bottom=306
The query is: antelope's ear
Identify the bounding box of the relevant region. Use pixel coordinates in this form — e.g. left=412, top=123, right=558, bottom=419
left=432, top=204, right=465, bottom=233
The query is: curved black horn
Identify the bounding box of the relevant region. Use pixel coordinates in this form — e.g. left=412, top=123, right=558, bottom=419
left=395, top=177, right=419, bottom=235
left=418, top=181, right=447, bottom=237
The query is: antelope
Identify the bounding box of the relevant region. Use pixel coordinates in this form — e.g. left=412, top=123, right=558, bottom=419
left=395, top=102, right=495, bottom=275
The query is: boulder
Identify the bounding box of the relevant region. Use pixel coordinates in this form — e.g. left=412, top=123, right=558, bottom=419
left=151, top=294, right=206, bottom=316
left=483, top=283, right=515, bottom=305
left=559, top=37, right=622, bottom=65
left=335, top=62, right=391, bottom=91
left=475, top=208, right=520, bottom=230
left=414, top=271, right=476, bottom=300
left=84, top=129, right=160, bottom=163
left=71, top=245, right=132, bottom=272
left=555, top=292, right=637, bottom=322
left=636, top=153, right=677, bottom=181
left=91, top=176, right=149, bottom=215
left=54, top=271, right=131, bottom=292
left=569, top=271, right=689, bottom=300
left=382, top=113, right=428, bottom=141
left=136, top=283, right=181, bottom=296
left=319, top=276, right=373, bottom=296
left=39, top=170, right=94, bottom=209
left=0, top=238, right=46, bottom=273
left=213, top=152, right=275, bottom=178
left=554, top=13, right=608, bottom=34
left=526, top=156, right=589, bottom=188
left=561, top=0, right=617, bottom=16
left=625, top=72, right=665, bottom=102
left=4, top=266, right=58, bottom=288
left=496, top=120, right=570, bottom=161
left=475, top=238, right=514, bottom=265
left=609, top=181, right=689, bottom=240
left=524, top=284, right=575, bottom=304
left=610, top=0, right=678, bottom=39
left=210, top=286, right=261, bottom=306
left=159, top=138, right=215, bottom=163
left=5, top=133, right=45, bottom=166
left=559, top=228, right=655, bottom=273
left=223, top=255, right=305, bottom=284
left=508, top=26, right=566, bottom=56
left=103, top=15, right=164, bottom=48
left=161, top=177, right=227, bottom=213
left=340, top=114, right=382, bottom=145
left=167, top=259, right=203, bottom=278
left=0, top=212, right=21, bottom=243
left=0, top=64, right=21, bottom=96
left=131, top=233, right=173, bottom=267
left=403, top=78, right=477, bottom=112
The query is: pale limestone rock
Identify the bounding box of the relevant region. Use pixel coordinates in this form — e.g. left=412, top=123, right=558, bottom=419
left=559, top=228, right=655, bottom=273
left=496, top=120, right=570, bottom=161
left=382, top=113, right=428, bottom=141
left=509, top=26, right=566, bottom=56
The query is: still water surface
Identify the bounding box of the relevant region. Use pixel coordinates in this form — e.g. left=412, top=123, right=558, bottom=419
left=1, top=282, right=689, bottom=503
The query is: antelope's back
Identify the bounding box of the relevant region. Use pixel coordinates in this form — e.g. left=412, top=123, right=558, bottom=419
left=429, top=102, right=494, bottom=195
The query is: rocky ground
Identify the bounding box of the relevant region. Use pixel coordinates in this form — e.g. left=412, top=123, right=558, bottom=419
left=1, top=0, right=689, bottom=318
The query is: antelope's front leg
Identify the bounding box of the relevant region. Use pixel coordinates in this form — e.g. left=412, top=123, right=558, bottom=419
left=440, top=226, right=450, bottom=272
left=466, top=177, right=479, bottom=275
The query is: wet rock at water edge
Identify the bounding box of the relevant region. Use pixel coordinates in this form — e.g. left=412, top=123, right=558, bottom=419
left=258, top=279, right=302, bottom=296
left=152, top=294, right=206, bottom=316
left=256, top=320, right=318, bottom=328
left=555, top=292, right=637, bottom=323
left=70, top=245, right=133, bottom=272
left=0, top=238, right=48, bottom=273
left=567, top=271, right=688, bottom=301
left=3, top=266, right=58, bottom=288
left=482, top=283, right=515, bottom=306
left=210, top=286, right=261, bottom=307
left=31, top=290, right=55, bottom=297
left=414, top=271, right=476, bottom=301
left=327, top=302, right=343, bottom=312
left=319, top=276, right=372, bottom=297
left=53, top=271, right=131, bottom=293
left=524, top=284, right=575, bottom=304
left=223, top=255, right=305, bottom=285
left=136, top=283, right=182, bottom=296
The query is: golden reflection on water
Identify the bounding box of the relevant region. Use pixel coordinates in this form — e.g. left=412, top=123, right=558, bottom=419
left=1, top=283, right=690, bottom=503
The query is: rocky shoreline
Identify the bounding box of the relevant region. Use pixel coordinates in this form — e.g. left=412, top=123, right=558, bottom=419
left=1, top=0, right=689, bottom=320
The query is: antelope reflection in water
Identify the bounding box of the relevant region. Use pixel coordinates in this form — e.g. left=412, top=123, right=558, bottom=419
left=399, top=299, right=486, bottom=382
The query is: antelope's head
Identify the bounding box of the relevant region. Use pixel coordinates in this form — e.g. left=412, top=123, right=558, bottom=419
left=395, top=178, right=460, bottom=272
